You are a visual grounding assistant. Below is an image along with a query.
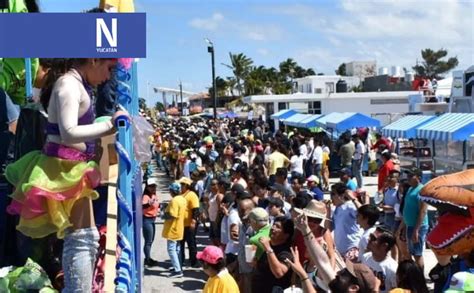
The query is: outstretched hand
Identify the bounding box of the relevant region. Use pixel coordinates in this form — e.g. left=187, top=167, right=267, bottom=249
left=294, top=213, right=310, bottom=233
left=285, top=246, right=306, bottom=278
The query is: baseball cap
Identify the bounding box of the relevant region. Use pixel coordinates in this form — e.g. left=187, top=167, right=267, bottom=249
left=196, top=245, right=224, bottom=265
left=147, top=178, right=157, bottom=186
left=445, top=271, right=474, bottom=292
left=306, top=175, right=320, bottom=185
left=169, top=182, right=181, bottom=194
left=178, top=177, right=193, bottom=186
left=248, top=207, right=269, bottom=224
left=340, top=167, right=352, bottom=177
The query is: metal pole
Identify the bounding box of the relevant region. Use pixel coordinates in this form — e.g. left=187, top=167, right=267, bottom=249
left=180, top=81, right=183, bottom=116
left=211, top=48, right=217, bottom=119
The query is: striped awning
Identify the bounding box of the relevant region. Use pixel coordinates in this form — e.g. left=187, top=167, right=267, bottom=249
left=283, top=114, right=313, bottom=127
left=416, top=113, right=474, bottom=141
left=270, top=109, right=298, bottom=120
left=382, top=115, right=436, bottom=138
left=296, top=114, right=324, bottom=129
left=325, top=112, right=381, bottom=131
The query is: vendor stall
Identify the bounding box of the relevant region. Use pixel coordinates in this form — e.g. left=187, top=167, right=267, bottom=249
left=270, top=109, right=299, bottom=132
left=417, top=113, right=474, bottom=174
left=282, top=113, right=313, bottom=128
left=295, top=114, right=324, bottom=130
left=382, top=115, right=437, bottom=171
left=325, top=112, right=381, bottom=132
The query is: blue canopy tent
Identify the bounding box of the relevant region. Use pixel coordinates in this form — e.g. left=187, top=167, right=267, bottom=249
left=416, top=113, right=474, bottom=141
left=282, top=114, right=313, bottom=128
left=296, top=114, right=324, bottom=129
left=416, top=113, right=474, bottom=173
left=325, top=112, right=381, bottom=132
left=382, top=115, right=436, bottom=138
left=312, top=112, right=343, bottom=128
left=270, top=109, right=298, bottom=120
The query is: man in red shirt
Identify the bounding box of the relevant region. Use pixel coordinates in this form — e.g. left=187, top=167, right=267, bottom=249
left=372, top=133, right=391, bottom=152
left=378, top=152, right=394, bottom=191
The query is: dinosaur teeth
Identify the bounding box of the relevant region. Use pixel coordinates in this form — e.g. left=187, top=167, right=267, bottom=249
left=429, top=225, right=474, bottom=248
left=419, top=195, right=468, bottom=209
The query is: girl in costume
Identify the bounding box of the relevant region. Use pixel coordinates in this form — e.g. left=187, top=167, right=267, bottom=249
left=5, top=58, right=126, bottom=292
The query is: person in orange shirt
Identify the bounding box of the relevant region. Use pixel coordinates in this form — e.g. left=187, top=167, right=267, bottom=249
left=143, top=178, right=160, bottom=267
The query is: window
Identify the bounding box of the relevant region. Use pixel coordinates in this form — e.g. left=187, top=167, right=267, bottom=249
left=325, top=82, right=335, bottom=93
left=306, top=84, right=312, bottom=93
left=278, top=102, right=288, bottom=111
left=314, top=88, right=322, bottom=94
left=299, top=85, right=304, bottom=93
left=370, top=98, right=408, bottom=105
left=308, top=101, right=321, bottom=114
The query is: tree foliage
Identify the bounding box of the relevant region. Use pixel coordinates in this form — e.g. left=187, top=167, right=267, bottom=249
left=221, top=54, right=317, bottom=97
left=335, top=63, right=346, bottom=76
left=412, top=48, right=459, bottom=79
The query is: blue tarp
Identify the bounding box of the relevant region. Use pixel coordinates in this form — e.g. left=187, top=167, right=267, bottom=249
left=270, top=109, right=298, bottom=120
left=325, top=112, right=381, bottom=131
left=416, top=113, right=474, bottom=141
left=296, top=114, right=324, bottom=129
left=382, top=115, right=436, bottom=138
left=283, top=113, right=313, bottom=127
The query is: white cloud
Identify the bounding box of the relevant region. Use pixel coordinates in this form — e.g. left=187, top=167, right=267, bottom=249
left=257, top=48, right=269, bottom=56
left=189, top=12, right=224, bottom=31
left=236, top=24, right=283, bottom=41
left=270, top=1, right=473, bottom=74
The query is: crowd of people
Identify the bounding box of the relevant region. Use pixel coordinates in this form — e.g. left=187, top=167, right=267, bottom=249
left=140, top=117, right=464, bottom=293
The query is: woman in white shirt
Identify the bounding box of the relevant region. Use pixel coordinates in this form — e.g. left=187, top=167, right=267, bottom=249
left=290, top=147, right=304, bottom=177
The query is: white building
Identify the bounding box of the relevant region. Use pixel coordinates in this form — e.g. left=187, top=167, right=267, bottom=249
left=346, top=61, right=377, bottom=78
left=295, top=75, right=361, bottom=94
left=243, top=91, right=421, bottom=128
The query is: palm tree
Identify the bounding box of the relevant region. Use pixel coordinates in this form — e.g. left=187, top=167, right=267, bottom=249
left=223, top=52, right=253, bottom=97
left=139, top=98, right=147, bottom=110
left=279, top=58, right=298, bottom=81
left=154, top=101, right=164, bottom=112
left=209, top=76, right=229, bottom=98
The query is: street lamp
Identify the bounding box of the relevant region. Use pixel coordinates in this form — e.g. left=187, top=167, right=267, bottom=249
left=205, top=38, right=217, bottom=119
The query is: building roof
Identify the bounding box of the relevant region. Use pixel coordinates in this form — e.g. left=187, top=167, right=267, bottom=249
left=243, top=91, right=420, bottom=104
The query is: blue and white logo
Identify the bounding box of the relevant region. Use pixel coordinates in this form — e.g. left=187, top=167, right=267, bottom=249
left=0, top=13, right=146, bottom=57
left=96, top=18, right=118, bottom=53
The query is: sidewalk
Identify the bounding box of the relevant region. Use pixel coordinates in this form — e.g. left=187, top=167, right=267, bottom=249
left=142, top=165, right=209, bottom=293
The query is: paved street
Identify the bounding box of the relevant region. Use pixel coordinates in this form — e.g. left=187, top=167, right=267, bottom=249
left=142, top=165, right=436, bottom=292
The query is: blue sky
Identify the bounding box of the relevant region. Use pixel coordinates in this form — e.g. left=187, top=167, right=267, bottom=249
left=41, top=0, right=473, bottom=106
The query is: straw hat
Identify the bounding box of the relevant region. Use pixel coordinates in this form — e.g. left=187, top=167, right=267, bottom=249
left=294, top=200, right=329, bottom=228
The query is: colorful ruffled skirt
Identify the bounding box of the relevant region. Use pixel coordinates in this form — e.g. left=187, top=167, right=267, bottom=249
left=5, top=143, right=101, bottom=239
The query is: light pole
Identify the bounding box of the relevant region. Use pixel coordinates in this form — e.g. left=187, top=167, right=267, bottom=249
left=179, top=81, right=184, bottom=116
left=205, top=38, right=217, bottom=119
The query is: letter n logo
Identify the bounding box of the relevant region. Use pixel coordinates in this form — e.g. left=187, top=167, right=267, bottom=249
left=96, top=18, right=117, bottom=47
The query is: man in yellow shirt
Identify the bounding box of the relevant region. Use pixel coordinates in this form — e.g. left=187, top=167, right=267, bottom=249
left=267, top=141, right=290, bottom=181
left=178, top=177, right=200, bottom=267
left=198, top=245, right=240, bottom=293
left=162, top=182, right=187, bottom=277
